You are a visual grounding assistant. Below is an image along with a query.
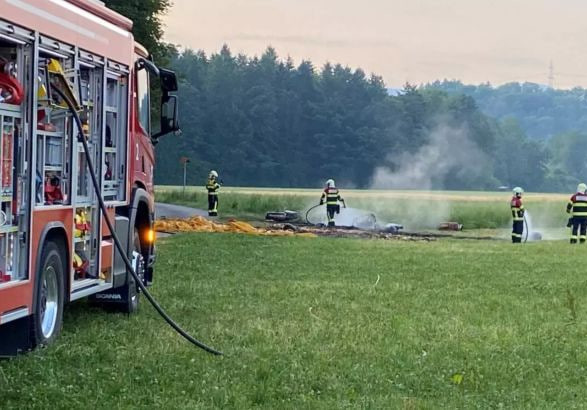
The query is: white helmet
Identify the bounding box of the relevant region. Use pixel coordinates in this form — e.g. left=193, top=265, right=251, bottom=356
left=578, top=183, right=587, bottom=194
left=209, top=170, right=218, bottom=179
left=513, top=186, right=524, bottom=196
left=325, top=179, right=335, bottom=188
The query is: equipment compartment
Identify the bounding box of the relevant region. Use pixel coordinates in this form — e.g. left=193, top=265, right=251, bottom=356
left=0, top=36, right=30, bottom=285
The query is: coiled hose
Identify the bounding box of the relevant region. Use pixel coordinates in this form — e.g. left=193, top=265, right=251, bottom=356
left=52, top=85, right=222, bottom=355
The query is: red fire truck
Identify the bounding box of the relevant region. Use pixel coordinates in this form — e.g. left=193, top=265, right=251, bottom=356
left=0, top=0, right=179, bottom=356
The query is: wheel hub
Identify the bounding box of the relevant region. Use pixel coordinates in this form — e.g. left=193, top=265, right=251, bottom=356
left=40, top=266, right=59, bottom=339
left=130, top=250, right=145, bottom=307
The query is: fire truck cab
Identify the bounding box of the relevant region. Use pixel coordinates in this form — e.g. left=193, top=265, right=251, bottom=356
left=0, top=0, right=179, bottom=356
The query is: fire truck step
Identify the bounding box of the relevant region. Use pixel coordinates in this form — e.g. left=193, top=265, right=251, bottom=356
left=0, top=315, right=31, bottom=357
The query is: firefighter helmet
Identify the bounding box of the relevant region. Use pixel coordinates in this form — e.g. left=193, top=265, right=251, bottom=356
left=209, top=170, right=218, bottom=179
left=578, top=183, right=587, bottom=194
left=513, top=187, right=524, bottom=196
left=45, top=58, right=81, bottom=110
left=325, top=179, right=335, bottom=188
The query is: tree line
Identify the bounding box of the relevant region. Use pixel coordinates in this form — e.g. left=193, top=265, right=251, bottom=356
left=155, top=46, right=579, bottom=192
left=427, top=80, right=587, bottom=191
left=427, top=80, right=587, bottom=141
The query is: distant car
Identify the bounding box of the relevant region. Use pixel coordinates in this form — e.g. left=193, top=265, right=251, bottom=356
left=497, top=186, right=510, bottom=191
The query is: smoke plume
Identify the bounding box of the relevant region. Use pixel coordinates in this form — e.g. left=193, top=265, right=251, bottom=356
left=368, top=122, right=491, bottom=229
left=371, top=123, right=488, bottom=190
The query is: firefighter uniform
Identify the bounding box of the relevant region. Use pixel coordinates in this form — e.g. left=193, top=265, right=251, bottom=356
left=206, top=170, right=220, bottom=216
left=566, top=183, right=587, bottom=244
left=320, top=179, right=345, bottom=227
left=510, top=187, right=525, bottom=243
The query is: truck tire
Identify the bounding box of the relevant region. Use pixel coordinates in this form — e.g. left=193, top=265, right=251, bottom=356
left=30, top=241, right=65, bottom=348
left=123, top=228, right=144, bottom=314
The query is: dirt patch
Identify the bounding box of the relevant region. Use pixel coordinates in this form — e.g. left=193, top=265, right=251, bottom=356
left=155, top=217, right=499, bottom=242
left=276, top=223, right=437, bottom=241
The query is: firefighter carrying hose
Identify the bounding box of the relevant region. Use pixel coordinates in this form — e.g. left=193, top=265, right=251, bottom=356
left=320, top=179, right=346, bottom=227
left=510, top=187, right=525, bottom=243
left=206, top=170, right=220, bottom=217
left=566, top=183, right=587, bottom=244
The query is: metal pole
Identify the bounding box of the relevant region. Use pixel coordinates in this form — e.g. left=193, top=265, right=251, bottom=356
left=183, top=161, right=187, bottom=195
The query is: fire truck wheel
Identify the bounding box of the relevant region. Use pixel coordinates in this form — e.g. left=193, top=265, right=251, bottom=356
left=31, top=241, right=65, bottom=348
left=125, top=229, right=144, bottom=314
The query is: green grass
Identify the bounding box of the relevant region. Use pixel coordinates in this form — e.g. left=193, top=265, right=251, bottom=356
left=2, top=233, right=587, bottom=408
left=155, top=188, right=309, bottom=220
left=156, top=186, right=571, bottom=230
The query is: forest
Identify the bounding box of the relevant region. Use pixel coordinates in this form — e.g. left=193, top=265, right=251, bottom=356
left=155, top=46, right=587, bottom=192
left=428, top=80, right=587, bottom=141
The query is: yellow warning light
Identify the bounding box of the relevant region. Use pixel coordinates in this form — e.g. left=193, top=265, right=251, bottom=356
left=147, top=229, right=155, bottom=243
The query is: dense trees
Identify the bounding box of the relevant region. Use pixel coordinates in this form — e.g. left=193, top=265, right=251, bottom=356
left=103, top=0, right=172, bottom=64
left=155, top=46, right=568, bottom=191
left=428, top=80, right=587, bottom=141
left=429, top=80, right=587, bottom=191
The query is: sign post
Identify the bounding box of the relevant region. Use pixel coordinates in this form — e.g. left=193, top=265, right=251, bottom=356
left=180, top=157, right=190, bottom=195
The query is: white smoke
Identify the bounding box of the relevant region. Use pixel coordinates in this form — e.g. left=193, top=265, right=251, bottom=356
left=524, top=210, right=567, bottom=241
left=368, top=122, right=491, bottom=229
left=371, top=123, right=488, bottom=190
left=305, top=205, right=377, bottom=229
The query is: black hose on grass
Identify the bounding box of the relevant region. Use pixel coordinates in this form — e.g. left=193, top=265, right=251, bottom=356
left=53, top=85, right=222, bottom=356
left=305, top=204, right=322, bottom=225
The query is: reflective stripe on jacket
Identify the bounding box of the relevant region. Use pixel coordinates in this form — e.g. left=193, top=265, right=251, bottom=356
left=321, top=188, right=342, bottom=205
left=511, top=197, right=524, bottom=221
left=206, top=178, right=220, bottom=195
left=567, top=193, right=587, bottom=217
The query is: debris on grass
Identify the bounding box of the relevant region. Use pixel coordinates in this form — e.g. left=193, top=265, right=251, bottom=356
left=451, top=372, right=464, bottom=385
left=439, top=222, right=463, bottom=231
left=155, top=216, right=317, bottom=237
left=265, top=210, right=300, bottom=222
left=155, top=217, right=437, bottom=241
left=275, top=224, right=436, bottom=241
left=308, top=307, right=325, bottom=321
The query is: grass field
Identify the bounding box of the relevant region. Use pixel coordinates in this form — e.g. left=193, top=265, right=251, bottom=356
left=156, top=186, right=571, bottom=231
left=1, top=233, right=586, bottom=408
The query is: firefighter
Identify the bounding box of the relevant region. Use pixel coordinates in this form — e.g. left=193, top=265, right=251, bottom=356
left=320, top=179, right=346, bottom=227
left=566, top=183, right=587, bottom=244
left=510, top=187, right=525, bottom=243
left=206, top=170, right=220, bottom=216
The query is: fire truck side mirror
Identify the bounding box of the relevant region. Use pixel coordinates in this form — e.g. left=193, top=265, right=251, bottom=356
left=159, top=68, right=178, bottom=93
left=153, top=95, right=180, bottom=141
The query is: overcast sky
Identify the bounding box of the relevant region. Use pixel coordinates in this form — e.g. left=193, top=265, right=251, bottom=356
left=164, top=0, right=587, bottom=89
